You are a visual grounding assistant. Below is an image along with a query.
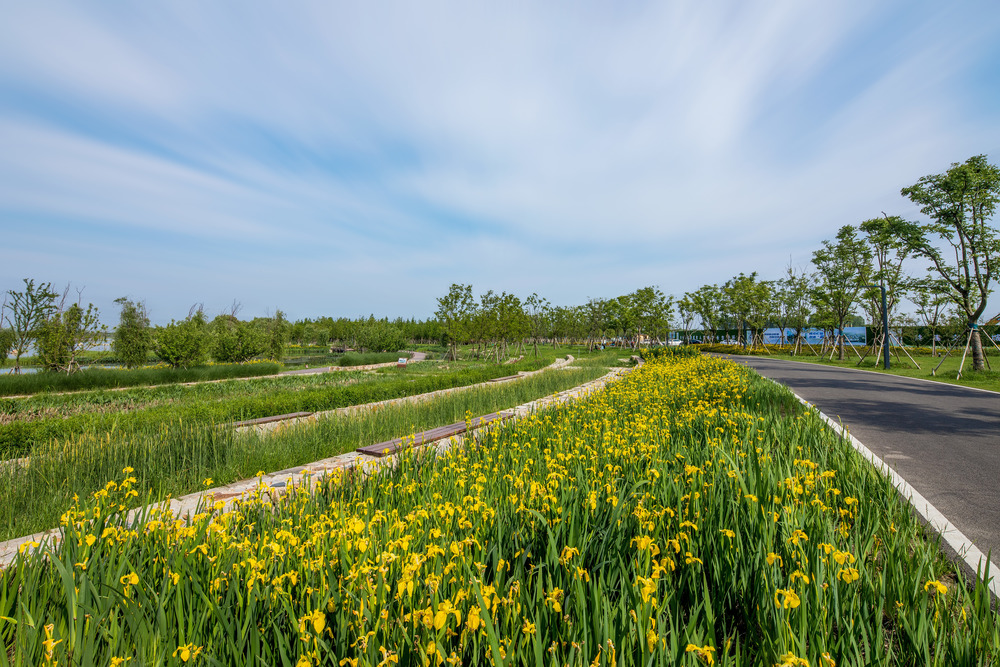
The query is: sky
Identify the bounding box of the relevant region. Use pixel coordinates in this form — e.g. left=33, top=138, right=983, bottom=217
left=2, top=1, right=999, bottom=325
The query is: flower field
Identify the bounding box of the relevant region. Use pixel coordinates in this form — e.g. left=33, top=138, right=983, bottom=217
left=2, top=354, right=997, bottom=665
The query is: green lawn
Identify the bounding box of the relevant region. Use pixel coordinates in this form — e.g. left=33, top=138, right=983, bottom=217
left=710, top=346, right=1000, bottom=392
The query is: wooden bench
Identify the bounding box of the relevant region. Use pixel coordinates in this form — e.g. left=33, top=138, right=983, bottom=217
left=356, top=412, right=511, bottom=458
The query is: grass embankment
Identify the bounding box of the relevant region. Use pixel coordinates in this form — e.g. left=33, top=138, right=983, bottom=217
left=3, top=355, right=996, bottom=665
left=0, top=361, right=284, bottom=398
left=701, top=344, right=1000, bottom=393
left=0, top=365, right=605, bottom=541
left=0, top=357, right=554, bottom=458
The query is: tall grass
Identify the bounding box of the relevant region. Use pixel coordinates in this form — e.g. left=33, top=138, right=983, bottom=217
left=0, top=357, right=558, bottom=457
left=0, top=361, right=283, bottom=397
left=1, top=356, right=996, bottom=665
left=0, top=367, right=606, bottom=541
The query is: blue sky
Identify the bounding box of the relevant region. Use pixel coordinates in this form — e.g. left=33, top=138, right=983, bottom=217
left=2, top=1, right=999, bottom=324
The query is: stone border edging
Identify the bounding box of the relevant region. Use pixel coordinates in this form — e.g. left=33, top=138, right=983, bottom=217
left=235, top=355, right=575, bottom=436
left=0, top=354, right=624, bottom=568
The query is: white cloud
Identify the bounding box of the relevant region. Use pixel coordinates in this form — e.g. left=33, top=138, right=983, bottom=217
left=2, top=1, right=999, bottom=318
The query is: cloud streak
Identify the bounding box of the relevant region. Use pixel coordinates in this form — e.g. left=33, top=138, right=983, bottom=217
left=2, top=1, right=999, bottom=322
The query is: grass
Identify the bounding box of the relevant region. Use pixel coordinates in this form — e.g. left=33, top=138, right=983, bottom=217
left=0, top=366, right=607, bottom=542
left=0, top=356, right=558, bottom=458
left=702, top=344, right=1000, bottom=393
left=0, top=361, right=283, bottom=397
left=1, top=354, right=995, bottom=665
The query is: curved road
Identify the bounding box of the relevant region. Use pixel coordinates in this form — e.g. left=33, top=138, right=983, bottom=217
left=722, top=355, right=1000, bottom=570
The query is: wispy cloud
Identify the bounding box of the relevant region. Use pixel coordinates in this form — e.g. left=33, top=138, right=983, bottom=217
left=2, top=1, right=999, bottom=321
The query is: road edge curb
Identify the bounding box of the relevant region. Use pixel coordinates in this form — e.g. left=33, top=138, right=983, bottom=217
left=790, top=390, right=1000, bottom=602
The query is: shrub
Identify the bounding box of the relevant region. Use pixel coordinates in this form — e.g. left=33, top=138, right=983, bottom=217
left=112, top=298, right=153, bottom=369
left=155, top=312, right=209, bottom=368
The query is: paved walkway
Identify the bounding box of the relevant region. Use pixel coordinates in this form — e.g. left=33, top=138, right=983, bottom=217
left=725, top=355, right=1000, bottom=577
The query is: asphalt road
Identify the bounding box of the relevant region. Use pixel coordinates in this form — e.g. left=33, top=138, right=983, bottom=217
left=723, top=355, right=1000, bottom=563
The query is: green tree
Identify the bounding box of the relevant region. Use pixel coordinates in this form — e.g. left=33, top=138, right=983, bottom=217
left=852, top=216, right=913, bottom=344
left=36, top=288, right=104, bottom=373
left=688, top=285, right=723, bottom=343
left=911, top=280, right=951, bottom=356
left=155, top=310, right=210, bottom=368
left=900, top=155, right=1000, bottom=371
left=723, top=273, right=772, bottom=347
left=3, top=279, right=57, bottom=374
left=435, top=284, right=474, bottom=361
left=211, top=315, right=267, bottom=363
left=775, top=264, right=813, bottom=352
left=676, top=295, right=696, bottom=343
left=524, top=293, right=551, bottom=358
left=0, top=298, right=14, bottom=371
left=356, top=319, right=406, bottom=353
left=112, top=297, right=153, bottom=369
left=812, top=229, right=867, bottom=360
left=265, top=310, right=290, bottom=361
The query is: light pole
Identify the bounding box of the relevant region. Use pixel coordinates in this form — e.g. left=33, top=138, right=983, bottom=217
left=866, top=284, right=890, bottom=370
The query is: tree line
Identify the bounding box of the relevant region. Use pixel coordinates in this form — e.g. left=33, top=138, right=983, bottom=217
left=0, top=287, right=291, bottom=374
left=5, top=156, right=995, bottom=373
left=678, top=155, right=1000, bottom=369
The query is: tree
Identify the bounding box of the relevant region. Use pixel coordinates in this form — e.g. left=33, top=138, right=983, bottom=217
left=911, top=280, right=951, bottom=357
left=356, top=319, right=406, bottom=353
left=155, top=310, right=210, bottom=368
left=113, top=297, right=153, bottom=369
left=524, top=293, right=551, bottom=358
left=852, top=216, right=913, bottom=344
left=210, top=315, right=267, bottom=363
left=676, top=295, right=696, bottom=343
left=723, top=273, right=771, bottom=347
left=900, top=155, right=1000, bottom=371
left=812, top=229, right=866, bottom=360
left=264, top=310, right=290, bottom=361
left=3, top=279, right=57, bottom=374
left=631, top=286, right=672, bottom=346
left=435, top=284, right=474, bottom=361
left=36, top=286, right=105, bottom=373
left=775, top=263, right=813, bottom=352
left=688, top=285, right=723, bottom=343
left=0, top=298, right=14, bottom=371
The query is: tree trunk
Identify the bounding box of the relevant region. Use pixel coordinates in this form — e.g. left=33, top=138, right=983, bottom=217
left=971, top=326, right=986, bottom=371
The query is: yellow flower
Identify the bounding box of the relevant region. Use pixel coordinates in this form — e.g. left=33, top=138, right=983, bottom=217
left=685, top=643, right=716, bottom=665
left=766, top=552, right=783, bottom=566
left=924, top=579, right=947, bottom=595
left=719, top=529, right=735, bottom=539
left=777, top=652, right=809, bottom=666
left=18, top=540, right=40, bottom=555
left=838, top=568, right=860, bottom=583
left=545, top=587, right=564, bottom=613
left=172, top=643, right=203, bottom=663
left=522, top=620, right=537, bottom=635
left=466, top=605, right=482, bottom=631
left=120, top=572, right=139, bottom=587
left=832, top=550, right=855, bottom=565
left=309, top=609, right=326, bottom=634
left=646, top=629, right=658, bottom=652
left=774, top=588, right=801, bottom=609
left=109, top=658, right=132, bottom=667
left=787, top=529, right=808, bottom=545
